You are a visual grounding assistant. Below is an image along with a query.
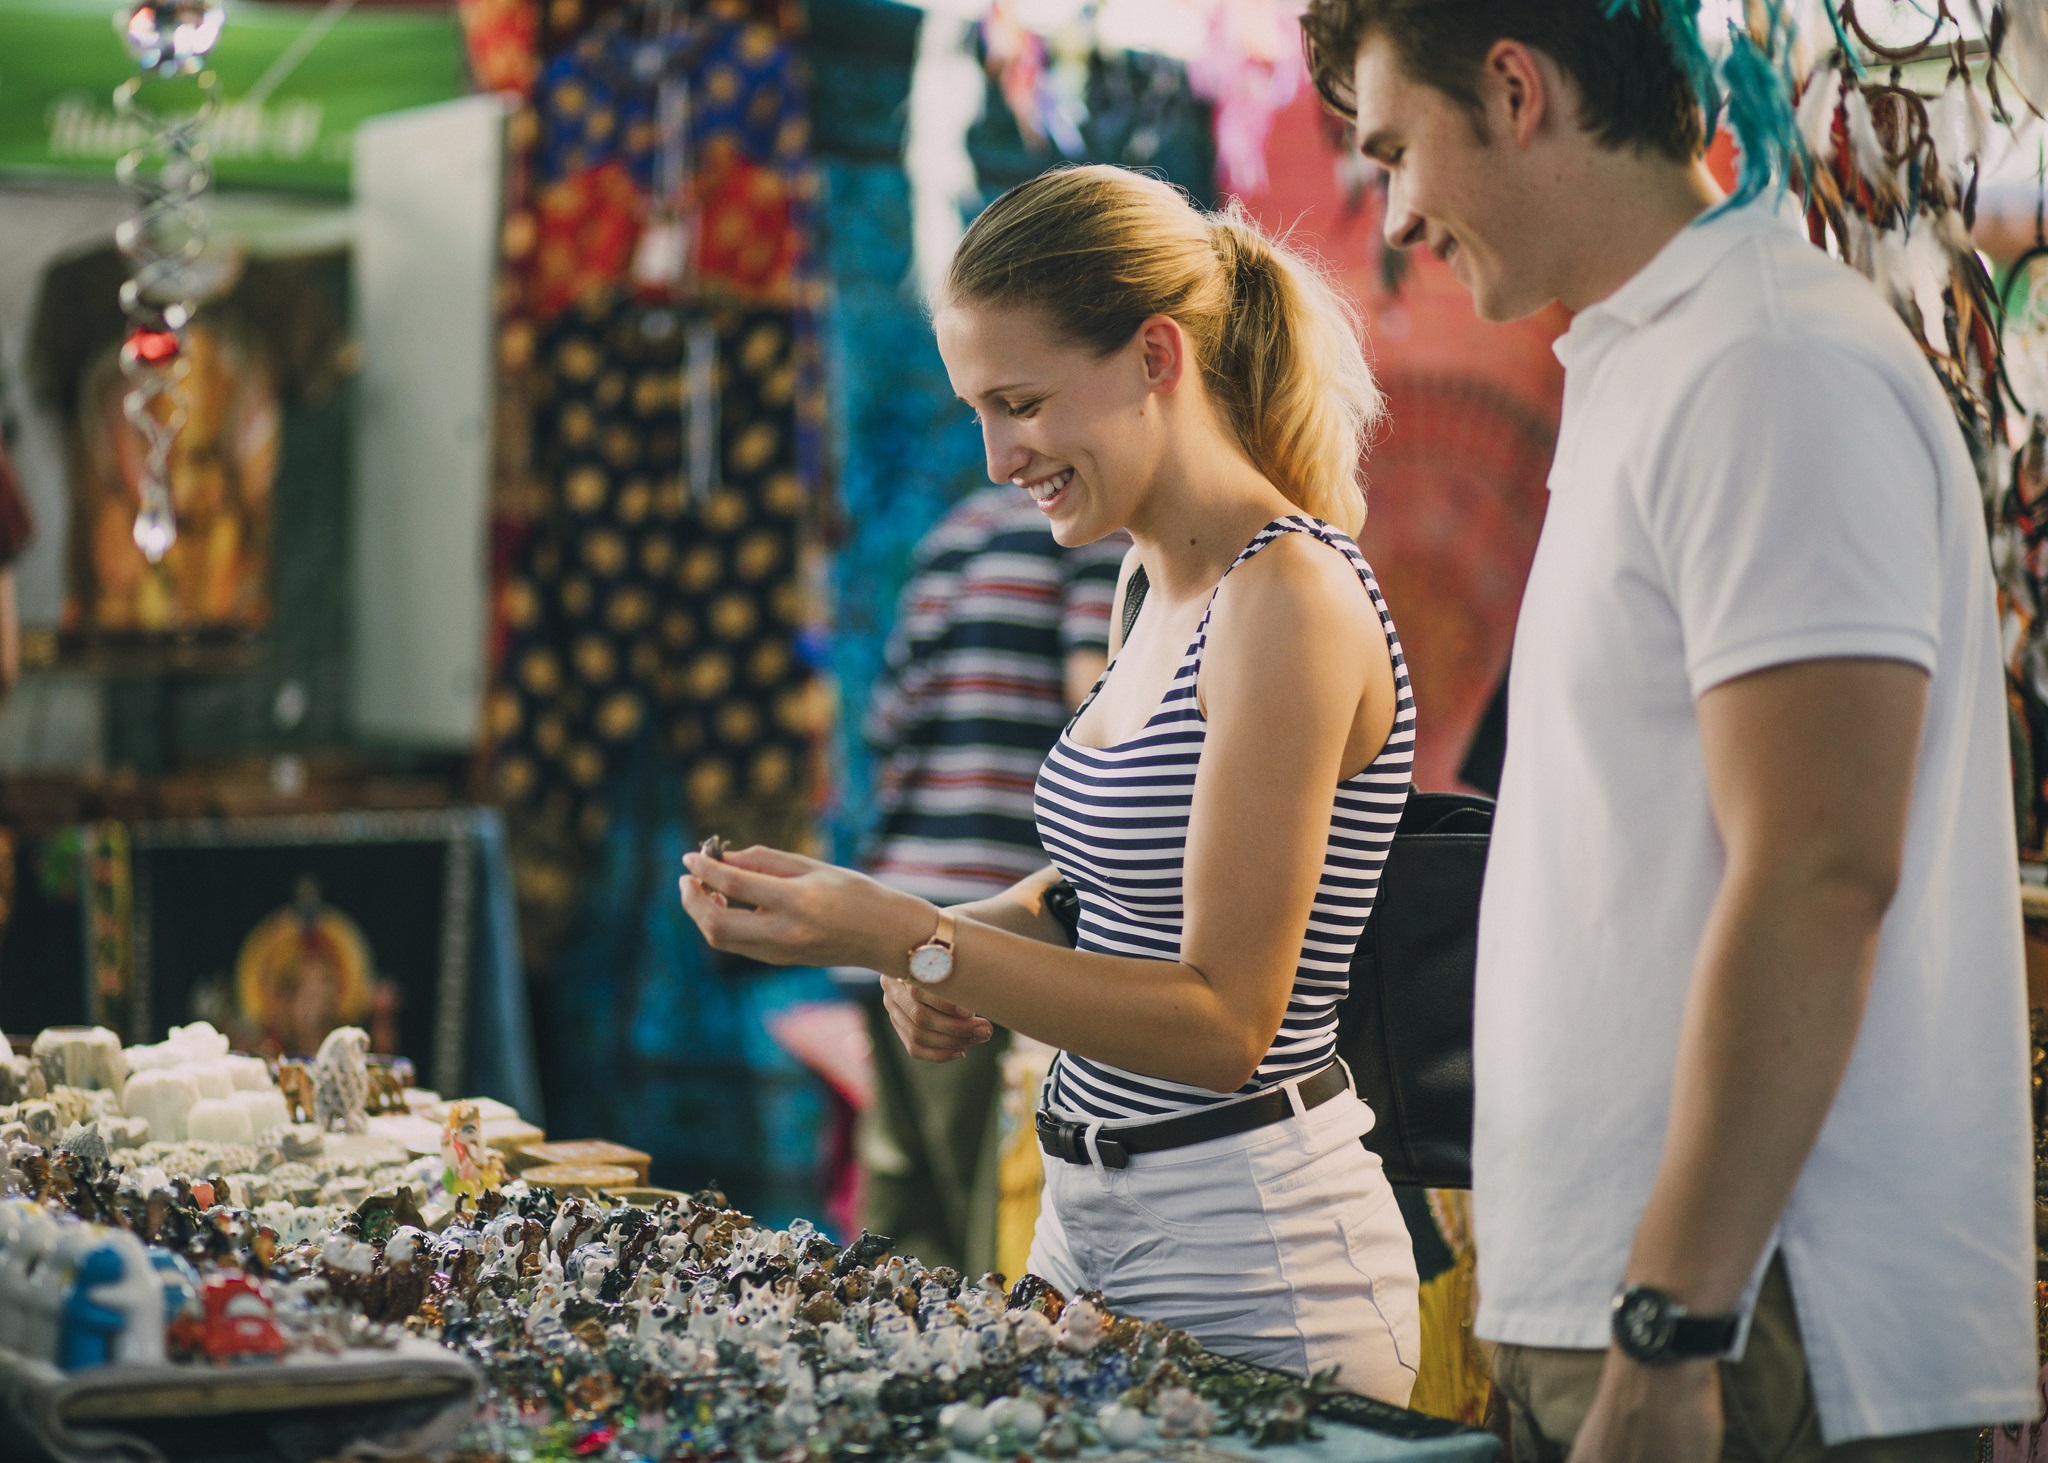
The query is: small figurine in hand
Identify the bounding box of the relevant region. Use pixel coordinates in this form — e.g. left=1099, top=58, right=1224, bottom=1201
left=441, top=1100, right=506, bottom=1200
left=312, top=1027, right=370, bottom=1136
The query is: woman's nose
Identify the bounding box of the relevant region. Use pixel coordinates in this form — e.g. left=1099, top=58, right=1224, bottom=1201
left=983, top=424, right=1029, bottom=485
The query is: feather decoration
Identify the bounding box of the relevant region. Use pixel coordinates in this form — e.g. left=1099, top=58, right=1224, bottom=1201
left=1929, top=69, right=1993, bottom=175
left=1816, top=0, right=1863, bottom=77
left=1795, top=65, right=1842, bottom=167
left=1717, top=24, right=1801, bottom=212
left=1840, top=84, right=1889, bottom=192
left=1961, top=70, right=1992, bottom=165
left=1605, top=0, right=1722, bottom=142
left=1903, top=217, right=1953, bottom=354
left=1930, top=72, right=1970, bottom=170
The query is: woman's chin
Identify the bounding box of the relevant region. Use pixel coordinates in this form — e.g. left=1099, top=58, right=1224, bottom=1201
left=1048, top=503, right=1113, bottom=547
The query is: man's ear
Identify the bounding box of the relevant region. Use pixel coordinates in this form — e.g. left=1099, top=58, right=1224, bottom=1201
left=1137, top=315, right=1187, bottom=394
left=1481, top=38, right=1551, bottom=147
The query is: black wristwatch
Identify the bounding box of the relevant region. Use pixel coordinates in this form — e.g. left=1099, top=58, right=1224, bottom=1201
left=1611, top=1285, right=1739, bottom=1364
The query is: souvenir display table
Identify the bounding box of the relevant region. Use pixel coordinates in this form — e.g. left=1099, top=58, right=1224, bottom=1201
left=0, top=1020, right=1496, bottom=1463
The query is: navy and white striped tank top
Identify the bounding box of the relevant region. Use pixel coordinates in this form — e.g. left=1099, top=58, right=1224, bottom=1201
left=1034, top=516, right=1416, bottom=1122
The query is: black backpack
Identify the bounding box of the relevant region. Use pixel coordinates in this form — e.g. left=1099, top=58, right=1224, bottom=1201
left=1044, top=567, right=1488, bottom=1189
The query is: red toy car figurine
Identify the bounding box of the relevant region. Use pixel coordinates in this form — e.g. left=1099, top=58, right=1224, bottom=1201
left=194, top=1273, right=288, bottom=1363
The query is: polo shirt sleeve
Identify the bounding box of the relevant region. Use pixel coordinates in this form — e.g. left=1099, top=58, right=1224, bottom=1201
left=1059, top=534, right=1126, bottom=657
left=1639, top=334, right=1943, bottom=698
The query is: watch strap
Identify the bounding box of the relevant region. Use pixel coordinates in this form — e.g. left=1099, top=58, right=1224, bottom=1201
left=1669, top=1311, right=1740, bottom=1358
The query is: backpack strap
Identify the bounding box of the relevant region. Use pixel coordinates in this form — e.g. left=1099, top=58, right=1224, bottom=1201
left=1119, top=563, right=1149, bottom=647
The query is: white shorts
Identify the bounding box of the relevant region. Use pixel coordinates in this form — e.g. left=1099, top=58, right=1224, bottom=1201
left=1025, top=1083, right=1420, bottom=1406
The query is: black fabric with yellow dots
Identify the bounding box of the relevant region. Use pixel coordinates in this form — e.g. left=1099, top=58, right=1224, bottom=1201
left=490, top=291, right=817, bottom=852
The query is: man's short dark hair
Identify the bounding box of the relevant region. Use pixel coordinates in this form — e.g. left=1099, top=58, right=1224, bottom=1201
left=1301, top=0, right=1707, bottom=162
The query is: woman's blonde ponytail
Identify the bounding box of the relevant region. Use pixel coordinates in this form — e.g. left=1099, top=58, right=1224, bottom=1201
left=945, top=167, right=1382, bottom=537
left=1205, top=206, right=1380, bottom=536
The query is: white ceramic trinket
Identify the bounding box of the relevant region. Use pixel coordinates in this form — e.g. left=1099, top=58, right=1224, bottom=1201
left=940, top=1401, right=990, bottom=1448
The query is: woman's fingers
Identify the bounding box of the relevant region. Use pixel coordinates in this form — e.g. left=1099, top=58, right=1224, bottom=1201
left=882, top=978, right=992, bottom=1061
left=720, top=844, right=818, bottom=877
left=682, top=851, right=792, bottom=911
left=679, top=876, right=794, bottom=962
left=907, top=983, right=994, bottom=1042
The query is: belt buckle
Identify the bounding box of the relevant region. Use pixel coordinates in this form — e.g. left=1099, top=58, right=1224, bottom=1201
left=1035, top=1113, right=1130, bottom=1169
left=1036, top=1112, right=1086, bottom=1165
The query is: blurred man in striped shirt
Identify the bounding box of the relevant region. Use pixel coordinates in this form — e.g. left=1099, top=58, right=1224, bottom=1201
left=853, top=484, right=1124, bottom=1272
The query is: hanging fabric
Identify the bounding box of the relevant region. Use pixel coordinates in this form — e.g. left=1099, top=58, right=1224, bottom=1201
left=489, top=0, right=830, bottom=975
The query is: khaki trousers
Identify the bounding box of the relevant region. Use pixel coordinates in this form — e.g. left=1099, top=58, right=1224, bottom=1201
left=1490, top=1258, right=1980, bottom=1463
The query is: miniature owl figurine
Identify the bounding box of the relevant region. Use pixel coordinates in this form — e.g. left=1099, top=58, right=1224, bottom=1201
left=439, top=1100, right=506, bottom=1200
left=311, top=1027, right=370, bottom=1136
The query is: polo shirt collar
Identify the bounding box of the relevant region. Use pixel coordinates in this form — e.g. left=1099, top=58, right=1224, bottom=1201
left=1555, top=196, right=1796, bottom=364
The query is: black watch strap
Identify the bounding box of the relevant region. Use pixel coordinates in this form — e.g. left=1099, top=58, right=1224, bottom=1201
left=1668, top=1311, right=1740, bottom=1358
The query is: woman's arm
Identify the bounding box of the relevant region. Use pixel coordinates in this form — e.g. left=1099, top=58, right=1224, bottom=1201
left=681, top=537, right=1386, bottom=1091
left=951, top=863, right=1070, bottom=945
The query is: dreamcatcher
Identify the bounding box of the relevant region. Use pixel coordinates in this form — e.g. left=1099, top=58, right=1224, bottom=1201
left=1613, top=0, right=2044, bottom=844
left=1787, top=1, right=2047, bottom=850
left=1994, top=184, right=2047, bottom=844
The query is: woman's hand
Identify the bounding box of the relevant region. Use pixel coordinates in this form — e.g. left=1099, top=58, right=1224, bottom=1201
left=882, top=976, right=994, bottom=1062
left=679, top=845, right=994, bottom=1063
left=678, top=844, right=937, bottom=974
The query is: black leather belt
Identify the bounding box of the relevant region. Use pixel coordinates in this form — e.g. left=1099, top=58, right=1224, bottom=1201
left=1036, top=1062, right=1349, bottom=1170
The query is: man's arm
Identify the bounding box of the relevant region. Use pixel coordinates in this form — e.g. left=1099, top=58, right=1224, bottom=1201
left=1571, top=655, right=1929, bottom=1462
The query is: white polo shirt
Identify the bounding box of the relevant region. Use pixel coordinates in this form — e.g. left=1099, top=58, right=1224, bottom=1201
left=1471, top=199, right=2035, bottom=1442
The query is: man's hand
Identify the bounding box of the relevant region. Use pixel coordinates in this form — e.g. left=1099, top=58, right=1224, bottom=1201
left=1567, top=1354, right=1721, bottom=1463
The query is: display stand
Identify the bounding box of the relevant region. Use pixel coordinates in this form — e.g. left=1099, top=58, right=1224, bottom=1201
left=0, top=1339, right=479, bottom=1463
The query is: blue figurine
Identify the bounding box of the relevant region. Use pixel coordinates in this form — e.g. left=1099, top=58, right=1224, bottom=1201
left=58, top=1247, right=130, bottom=1370
left=57, top=1232, right=165, bottom=1370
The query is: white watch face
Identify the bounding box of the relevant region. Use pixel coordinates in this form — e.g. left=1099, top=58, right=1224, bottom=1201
left=908, top=945, right=953, bottom=984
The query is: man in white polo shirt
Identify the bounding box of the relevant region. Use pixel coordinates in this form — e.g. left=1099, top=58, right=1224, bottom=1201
left=1303, top=1, right=2034, bottom=1459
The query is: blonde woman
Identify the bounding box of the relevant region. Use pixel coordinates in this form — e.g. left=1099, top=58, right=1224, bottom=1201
left=680, top=166, right=1420, bottom=1403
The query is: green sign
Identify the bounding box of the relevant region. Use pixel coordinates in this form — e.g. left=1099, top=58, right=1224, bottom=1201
left=0, top=0, right=468, bottom=193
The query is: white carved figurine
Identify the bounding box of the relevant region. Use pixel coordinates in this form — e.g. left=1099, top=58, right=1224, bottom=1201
left=312, top=1027, right=370, bottom=1136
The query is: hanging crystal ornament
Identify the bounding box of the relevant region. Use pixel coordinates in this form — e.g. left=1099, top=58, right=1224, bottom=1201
left=111, top=0, right=222, bottom=564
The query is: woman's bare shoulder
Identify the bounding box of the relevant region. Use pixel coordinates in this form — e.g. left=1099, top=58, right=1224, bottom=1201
left=1209, top=529, right=1372, bottom=634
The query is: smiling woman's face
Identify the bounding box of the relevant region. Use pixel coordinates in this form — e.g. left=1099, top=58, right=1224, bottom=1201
left=935, top=301, right=1161, bottom=547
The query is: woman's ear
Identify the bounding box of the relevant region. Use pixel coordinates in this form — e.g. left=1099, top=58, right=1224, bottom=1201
left=1137, top=315, right=1187, bottom=394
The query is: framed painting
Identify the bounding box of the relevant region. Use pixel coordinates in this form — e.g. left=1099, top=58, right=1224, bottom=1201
left=127, top=810, right=476, bottom=1093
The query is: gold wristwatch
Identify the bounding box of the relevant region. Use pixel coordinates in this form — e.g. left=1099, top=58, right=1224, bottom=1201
left=907, top=909, right=957, bottom=985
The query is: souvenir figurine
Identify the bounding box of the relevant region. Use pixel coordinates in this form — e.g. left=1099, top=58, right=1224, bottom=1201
left=33, top=1026, right=127, bottom=1099
left=0, top=1052, right=45, bottom=1105
left=312, top=1027, right=369, bottom=1136
left=6, top=1209, right=70, bottom=1361
left=0, top=1201, right=60, bottom=1355
left=366, top=1225, right=429, bottom=1323
left=196, top=1272, right=289, bottom=1362
left=1055, top=1294, right=1106, bottom=1353
left=365, top=1058, right=412, bottom=1116
left=150, top=1248, right=200, bottom=1334
left=275, top=1060, right=316, bottom=1125
left=58, top=1228, right=164, bottom=1369
left=440, top=1100, right=507, bottom=1200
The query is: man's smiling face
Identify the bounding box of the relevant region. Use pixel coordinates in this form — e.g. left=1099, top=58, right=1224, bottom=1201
left=1352, top=32, right=1552, bottom=323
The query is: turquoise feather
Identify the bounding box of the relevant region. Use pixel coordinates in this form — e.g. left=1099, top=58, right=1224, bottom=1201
left=1717, top=22, right=1802, bottom=212
left=1818, top=0, right=1867, bottom=77
left=1608, top=0, right=1805, bottom=217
